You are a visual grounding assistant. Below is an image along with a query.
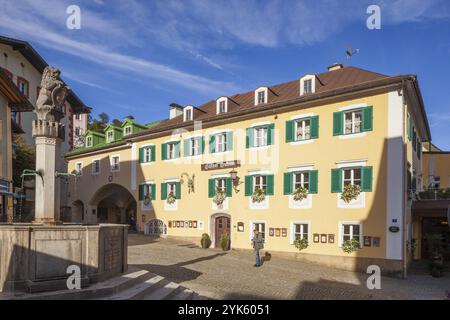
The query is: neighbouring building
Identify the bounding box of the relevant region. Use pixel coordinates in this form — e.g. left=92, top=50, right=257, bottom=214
left=66, top=64, right=437, bottom=276
left=0, top=35, right=90, bottom=220
left=73, top=112, right=89, bottom=148
left=0, top=68, right=33, bottom=222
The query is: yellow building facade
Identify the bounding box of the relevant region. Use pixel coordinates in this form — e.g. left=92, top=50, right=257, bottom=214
left=66, top=65, right=433, bottom=275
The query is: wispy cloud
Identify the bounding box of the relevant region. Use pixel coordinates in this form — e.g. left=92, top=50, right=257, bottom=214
left=0, top=0, right=240, bottom=95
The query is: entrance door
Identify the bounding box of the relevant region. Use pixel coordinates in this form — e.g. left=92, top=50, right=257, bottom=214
left=421, top=217, right=450, bottom=260
left=215, top=216, right=230, bottom=248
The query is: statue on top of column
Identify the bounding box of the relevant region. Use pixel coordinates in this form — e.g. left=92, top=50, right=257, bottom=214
left=35, top=66, right=70, bottom=122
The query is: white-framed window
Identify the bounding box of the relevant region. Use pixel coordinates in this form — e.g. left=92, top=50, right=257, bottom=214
left=344, top=110, right=363, bottom=134
left=252, top=222, right=266, bottom=242
left=295, top=118, right=311, bottom=141
left=106, top=131, right=114, bottom=143
left=254, top=87, right=268, bottom=105
left=340, top=223, right=362, bottom=246
left=343, top=167, right=361, bottom=187
left=219, top=100, right=226, bottom=114
left=124, top=126, right=132, bottom=136
left=253, top=175, right=267, bottom=193
left=216, top=178, right=227, bottom=193
left=92, top=159, right=100, bottom=175
left=190, top=137, right=200, bottom=156
left=142, top=146, right=152, bottom=163
left=110, top=155, right=120, bottom=172
left=185, top=108, right=192, bottom=121
left=216, top=132, right=227, bottom=153
left=75, top=127, right=81, bottom=136
left=142, top=184, right=153, bottom=199
left=303, top=79, right=312, bottom=94
left=433, top=176, right=441, bottom=189
left=254, top=126, right=268, bottom=147
left=167, top=182, right=177, bottom=196
left=293, top=223, right=309, bottom=241
left=86, top=136, right=93, bottom=147
left=300, top=75, right=316, bottom=95
left=293, top=171, right=309, bottom=190
left=167, top=142, right=177, bottom=160
left=75, top=114, right=81, bottom=120
left=75, top=162, right=83, bottom=176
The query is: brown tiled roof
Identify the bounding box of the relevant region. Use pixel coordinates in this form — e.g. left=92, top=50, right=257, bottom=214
left=148, top=66, right=389, bottom=132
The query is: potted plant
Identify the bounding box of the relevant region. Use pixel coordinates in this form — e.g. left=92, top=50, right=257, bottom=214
left=220, top=232, right=230, bottom=251
left=340, top=184, right=361, bottom=203
left=166, top=191, right=176, bottom=205
left=213, top=188, right=226, bottom=208
left=294, top=238, right=309, bottom=251
left=200, top=233, right=211, bottom=249
left=251, top=187, right=266, bottom=203
left=292, top=186, right=308, bottom=202
left=342, top=238, right=360, bottom=253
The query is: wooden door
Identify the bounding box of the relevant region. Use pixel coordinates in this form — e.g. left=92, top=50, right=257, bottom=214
left=215, top=216, right=230, bottom=248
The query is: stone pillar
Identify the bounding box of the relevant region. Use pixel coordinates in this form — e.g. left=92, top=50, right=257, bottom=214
left=33, top=121, right=61, bottom=225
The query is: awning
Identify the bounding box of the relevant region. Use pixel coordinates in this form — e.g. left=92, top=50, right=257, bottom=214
left=412, top=200, right=450, bottom=214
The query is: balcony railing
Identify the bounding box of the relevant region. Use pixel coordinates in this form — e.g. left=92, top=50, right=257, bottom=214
left=418, top=188, right=450, bottom=200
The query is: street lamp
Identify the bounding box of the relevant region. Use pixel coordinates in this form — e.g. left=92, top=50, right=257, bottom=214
left=229, top=169, right=241, bottom=193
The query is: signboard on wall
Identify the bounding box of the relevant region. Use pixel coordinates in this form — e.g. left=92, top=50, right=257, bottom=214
left=201, top=160, right=240, bottom=171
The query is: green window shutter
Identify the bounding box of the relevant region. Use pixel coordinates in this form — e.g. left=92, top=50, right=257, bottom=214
left=200, top=136, right=205, bottom=154
left=226, top=177, right=232, bottom=197
left=246, top=128, right=253, bottom=148
left=138, top=184, right=144, bottom=200
left=209, top=135, right=216, bottom=153
left=308, top=170, right=318, bottom=194
left=150, top=145, right=155, bottom=162
left=139, top=147, right=144, bottom=163
left=331, top=168, right=343, bottom=193
left=175, top=182, right=181, bottom=199
left=245, top=176, right=253, bottom=196
left=184, top=139, right=190, bottom=157
left=412, top=130, right=417, bottom=152
left=226, top=132, right=233, bottom=151
left=310, top=116, right=319, bottom=139
left=267, top=123, right=275, bottom=145
left=407, top=113, right=411, bottom=141
left=208, top=179, right=215, bottom=198
left=150, top=184, right=156, bottom=200
left=362, top=106, right=373, bottom=132
left=285, top=120, right=294, bottom=143
left=266, top=174, right=274, bottom=195
left=161, top=183, right=167, bottom=200
left=283, top=172, right=293, bottom=195
left=361, top=166, right=373, bottom=192
left=175, top=141, right=181, bottom=158
left=333, top=111, right=343, bottom=136
left=161, top=143, right=167, bottom=160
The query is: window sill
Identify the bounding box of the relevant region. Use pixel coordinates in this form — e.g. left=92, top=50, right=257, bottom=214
left=140, top=161, right=154, bottom=166
left=248, top=145, right=271, bottom=151
left=289, top=139, right=314, bottom=146
left=211, top=150, right=232, bottom=156
left=338, top=132, right=367, bottom=140
left=163, top=158, right=180, bottom=163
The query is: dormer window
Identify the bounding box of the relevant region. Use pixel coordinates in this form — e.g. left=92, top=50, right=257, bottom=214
left=254, top=87, right=268, bottom=106
left=300, top=75, right=316, bottom=96
left=106, top=131, right=114, bottom=143
left=86, top=136, right=93, bottom=147
left=124, top=126, right=132, bottom=136
left=183, top=106, right=194, bottom=122
left=216, top=97, right=228, bottom=114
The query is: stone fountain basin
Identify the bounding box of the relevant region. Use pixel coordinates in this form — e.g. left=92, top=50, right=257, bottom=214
left=0, top=223, right=128, bottom=293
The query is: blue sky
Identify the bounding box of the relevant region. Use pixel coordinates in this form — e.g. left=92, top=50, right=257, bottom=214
left=1, top=0, right=450, bottom=149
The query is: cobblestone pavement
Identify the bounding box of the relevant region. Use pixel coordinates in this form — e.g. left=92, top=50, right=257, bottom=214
left=128, top=234, right=450, bottom=300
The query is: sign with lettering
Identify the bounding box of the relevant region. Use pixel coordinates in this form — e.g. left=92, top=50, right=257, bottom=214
left=201, top=160, right=240, bottom=171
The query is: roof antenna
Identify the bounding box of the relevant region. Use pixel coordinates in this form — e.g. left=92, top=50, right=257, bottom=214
left=346, top=46, right=360, bottom=60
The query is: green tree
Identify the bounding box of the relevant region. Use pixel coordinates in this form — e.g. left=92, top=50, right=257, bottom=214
left=112, top=119, right=122, bottom=127
left=13, top=135, right=35, bottom=187
left=88, top=112, right=110, bottom=132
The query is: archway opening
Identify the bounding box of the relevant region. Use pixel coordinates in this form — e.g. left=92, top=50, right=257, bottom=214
left=89, top=183, right=137, bottom=228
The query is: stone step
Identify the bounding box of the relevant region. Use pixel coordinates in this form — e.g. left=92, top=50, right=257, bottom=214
left=101, top=275, right=165, bottom=300
left=172, top=288, right=195, bottom=300
left=8, top=267, right=154, bottom=300
left=143, top=281, right=180, bottom=300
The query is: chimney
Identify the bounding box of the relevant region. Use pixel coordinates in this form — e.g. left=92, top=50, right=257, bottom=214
left=328, top=63, right=344, bottom=71
left=169, top=103, right=183, bottom=119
